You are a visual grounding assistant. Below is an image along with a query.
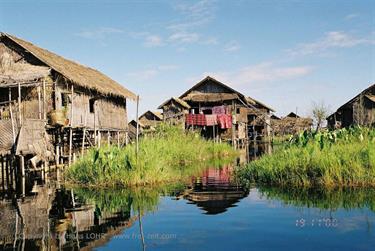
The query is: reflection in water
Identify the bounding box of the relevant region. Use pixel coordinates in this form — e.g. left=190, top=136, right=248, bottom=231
left=0, top=177, right=165, bottom=251
left=180, top=166, right=248, bottom=215
left=1, top=153, right=375, bottom=250
left=258, top=186, right=375, bottom=212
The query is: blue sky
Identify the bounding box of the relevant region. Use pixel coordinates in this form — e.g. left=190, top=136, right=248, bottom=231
left=1, top=0, right=374, bottom=119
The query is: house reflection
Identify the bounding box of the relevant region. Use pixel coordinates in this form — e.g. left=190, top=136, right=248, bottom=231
left=0, top=180, right=138, bottom=251
left=182, top=166, right=249, bottom=215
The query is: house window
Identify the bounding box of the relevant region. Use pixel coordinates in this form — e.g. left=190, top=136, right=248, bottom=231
left=89, top=99, right=95, bottom=113
left=236, top=108, right=240, bottom=114
left=61, top=93, right=69, bottom=107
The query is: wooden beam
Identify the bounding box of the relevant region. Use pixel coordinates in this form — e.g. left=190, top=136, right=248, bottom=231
left=18, top=83, right=22, bottom=126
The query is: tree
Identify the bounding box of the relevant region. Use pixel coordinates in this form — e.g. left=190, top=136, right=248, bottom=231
left=312, top=101, right=330, bottom=132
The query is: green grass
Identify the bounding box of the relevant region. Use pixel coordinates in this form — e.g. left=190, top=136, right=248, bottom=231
left=66, top=124, right=236, bottom=187
left=237, top=127, right=375, bottom=187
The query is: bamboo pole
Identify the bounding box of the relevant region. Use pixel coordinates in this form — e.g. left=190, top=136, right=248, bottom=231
left=18, top=83, right=21, bottom=126
left=136, top=95, right=140, bottom=159
left=42, top=79, right=46, bottom=120
left=117, top=131, right=120, bottom=147
left=107, top=131, right=110, bottom=145
left=1, top=156, right=5, bottom=191
left=94, top=103, right=97, bottom=146
left=68, top=85, right=74, bottom=166
left=9, top=102, right=16, bottom=144
left=38, top=85, right=42, bottom=119
left=81, top=110, right=87, bottom=156
left=19, top=156, right=25, bottom=177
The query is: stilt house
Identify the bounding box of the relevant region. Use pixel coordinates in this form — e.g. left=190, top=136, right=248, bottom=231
left=173, top=76, right=274, bottom=144
left=327, top=84, right=375, bottom=129
left=0, top=32, right=136, bottom=167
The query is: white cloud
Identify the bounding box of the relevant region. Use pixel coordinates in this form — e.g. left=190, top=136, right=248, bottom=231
left=168, top=32, right=200, bottom=43
left=168, top=0, right=216, bottom=31
left=193, top=62, right=313, bottom=87
left=144, top=35, right=163, bottom=47
left=126, top=64, right=179, bottom=81
left=76, top=27, right=123, bottom=39
left=345, top=13, right=359, bottom=20
left=287, top=31, right=374, bottom=56
left=224, top=40, right=240, bottom=52
left=201, top=37, right=219, bottom=45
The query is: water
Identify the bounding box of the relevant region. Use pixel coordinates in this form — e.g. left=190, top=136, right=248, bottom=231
left=1, top=163, right=374, bottom=251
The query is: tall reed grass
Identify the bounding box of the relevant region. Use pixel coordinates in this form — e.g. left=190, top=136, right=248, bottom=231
left=237, top=127, right=375, bottom=187
left=66, top=124, right=236, bottom=187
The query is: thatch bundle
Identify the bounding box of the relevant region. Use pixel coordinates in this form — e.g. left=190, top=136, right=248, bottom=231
left=272, top=117, right=313, bottom=135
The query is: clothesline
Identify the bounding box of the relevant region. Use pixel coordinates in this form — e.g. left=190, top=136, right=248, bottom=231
left=185, top=114, right=232, bottom=129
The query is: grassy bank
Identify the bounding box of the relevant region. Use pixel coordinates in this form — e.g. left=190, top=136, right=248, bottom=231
left=237, top=127, right=375, bottom=187
left=66, top=124, right=236, bottom=187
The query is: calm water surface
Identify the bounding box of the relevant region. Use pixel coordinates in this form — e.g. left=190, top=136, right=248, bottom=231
left=1, top=158, right=374, bottom=250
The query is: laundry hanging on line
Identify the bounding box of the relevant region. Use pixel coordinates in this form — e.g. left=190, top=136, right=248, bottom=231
left=185, top=114, right=206, bottom=126
left=217, top=114, right=232, bottom=129
left=212, top=106, right=226, bottom=115
left=205, top=115, right=218, bottom=126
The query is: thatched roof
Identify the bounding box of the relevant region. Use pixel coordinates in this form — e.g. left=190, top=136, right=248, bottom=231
left=182, top=93, right=239, bottom=102
left=158, top=97, right=191, bottom=109
left=365, top=94, right=375, bottom=103
left=246, top=96, right=275, bottom=112
left=286, top=112, right=300, bottom=118
left=327, top=83, right=374, bottom=119
left=139, top=110, right=163, bottom=121
left=0, top=32, right=136, bottom=100
left=180, top=76, right=275, bottom=112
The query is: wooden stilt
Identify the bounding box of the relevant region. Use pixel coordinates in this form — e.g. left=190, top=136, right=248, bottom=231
left=19, top=156, right=25, bottom=177
left=107, top=131, right=110, bottom=145
left=117, top=131, right=120, bottom=147
left=18, top=83, right=22, bottom=126
left=81, top=111, right=87, bottom=156
left=1, top=156, right=5, bottom=192
left=68, top=85, right=74, bottom=166
left=136, top=95, right=140, bottom=158
left=94, top=106, right=97, bottom=146
left=98, top=131, right=101, bottom=148
left=5, top=156, right=9, bottom=190
left=38, top=85, right=42, bottom=119
left=42, top=79, right=46, bottom=120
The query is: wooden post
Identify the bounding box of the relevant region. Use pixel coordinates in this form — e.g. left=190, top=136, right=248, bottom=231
left=42, top=79, right=46, bottom=120
left=5, top=156, right=9, bottom=190
left=56, top=145, right=60, bottom=165
left=9, top=103, right=15, bottom=144
left=107, top=131, right=110, bottom=145
left=1, top=156, right=5, bottom=191
left=117, top=131, right=120, bottom=147
left=94, top=103, right=97, bottom=146
left=136, top=95, right=140, bottom=158
left=38, top=85, right=42, bottom=119
left=18, top=83, right=22, bottom=126
left=98, top=131, right=101, bottom=148
left=68, top=85, right=74, bottom=166
left=19, top=156, right=25, bottom=177
left=81, top=111, right=87, bottom=156
left=212, top=125, right=215, bottom=143
left=231, top=100, right=236, bottom=149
